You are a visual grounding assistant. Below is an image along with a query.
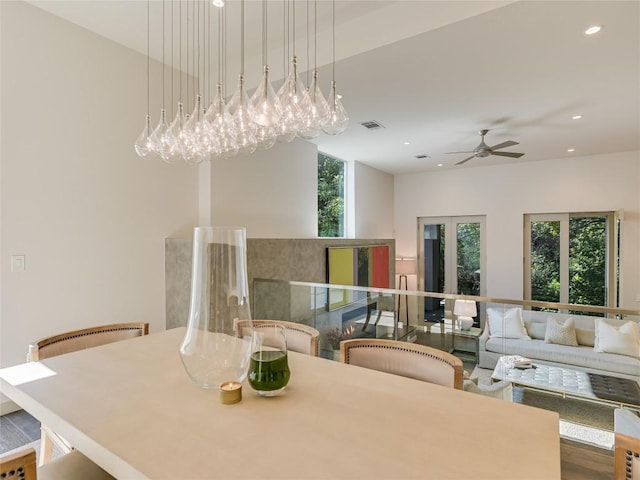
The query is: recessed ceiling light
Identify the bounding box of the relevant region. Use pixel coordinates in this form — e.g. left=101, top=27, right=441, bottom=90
left=585, top=25, right=602, bottom=35
left=437, top=163, right=443, bottom=167
left=567, top=148, right=575, bottom=153
left=571, top=115, right=583, bottom=120
left=403, top=141, right=411, bottom=145
left=212, top=0, right=225, bottom=7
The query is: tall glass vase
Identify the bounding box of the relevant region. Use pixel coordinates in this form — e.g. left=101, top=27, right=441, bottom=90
left=180, top=227, right=254, bottom=389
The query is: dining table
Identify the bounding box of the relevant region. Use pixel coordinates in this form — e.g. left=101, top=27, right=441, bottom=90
left=0, top=327, right=560, bottom=479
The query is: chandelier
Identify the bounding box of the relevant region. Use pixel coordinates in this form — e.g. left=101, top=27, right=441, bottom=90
left=134, top=0, right=348, bottom=165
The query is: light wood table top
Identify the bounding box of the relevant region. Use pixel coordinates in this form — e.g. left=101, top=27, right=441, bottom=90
left=0, top=327, right=560, bottom=479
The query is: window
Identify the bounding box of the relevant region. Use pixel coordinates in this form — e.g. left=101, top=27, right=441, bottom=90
left=317, top=153, right=345, bottom=237
left=524, top=212, right=619, bottom=308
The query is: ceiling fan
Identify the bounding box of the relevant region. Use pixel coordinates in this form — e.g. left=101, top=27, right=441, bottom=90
left=445, top=129, right=524, bottom=165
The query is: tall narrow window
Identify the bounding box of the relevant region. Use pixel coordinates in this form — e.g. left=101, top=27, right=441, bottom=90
left=318, top=153, right=345, bottom=238
left=524, top=212, right=618, bottom=308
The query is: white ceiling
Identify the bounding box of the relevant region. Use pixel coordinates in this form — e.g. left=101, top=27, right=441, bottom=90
left=27, top=0, right=640, bottom=175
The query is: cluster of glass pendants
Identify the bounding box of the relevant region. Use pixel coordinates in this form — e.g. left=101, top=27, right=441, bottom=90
left=135, top=57, right=348, bottom=164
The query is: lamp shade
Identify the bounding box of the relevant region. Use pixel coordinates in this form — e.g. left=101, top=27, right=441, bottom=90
left=454, top=299, right=477, bottom=318
left=395, top=258, right=417, bottom=276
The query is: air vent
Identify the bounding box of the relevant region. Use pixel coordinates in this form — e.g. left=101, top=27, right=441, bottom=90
left=414, top=154, right=430, bottom=159
left=360, top=120, right=385, bottom=130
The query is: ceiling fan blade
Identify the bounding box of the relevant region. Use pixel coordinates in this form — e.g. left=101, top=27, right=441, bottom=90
left=455, top=155, right=476, bottom=165
left=490, top=140, right=519, bottom=150
left=491, top=151, right=524, bottom=158
left=445, top=151, right=474, bottom=154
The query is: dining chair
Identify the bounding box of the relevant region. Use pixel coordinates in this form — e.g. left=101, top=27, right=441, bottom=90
left=614, top=408, right=640, bottom=480
left=361, top=293, right=396, bottom=332
left=235, top=319, right=320, bottom=356
left=0, top=447, right=114, bottom=480
left=340, top=338, right=464, bottom=389
left=27, top=322, right=149, bottom=465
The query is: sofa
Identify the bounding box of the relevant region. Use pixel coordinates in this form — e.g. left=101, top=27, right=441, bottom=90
left=478, top=307, right=640, bottom=381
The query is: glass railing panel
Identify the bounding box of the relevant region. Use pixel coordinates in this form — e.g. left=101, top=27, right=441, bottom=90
left=252, top=278, right=640, bottom=364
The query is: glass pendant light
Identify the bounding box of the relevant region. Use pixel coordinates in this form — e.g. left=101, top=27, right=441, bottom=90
left=167, top=102, right=188, bottom=159
left=299, top=70, right=329, bottom=139
left=183, top=95, right=213, bottom=163
left=135, top=1, right=159, bottom=160
left=250, top=1, right=279, bottom=150
left=206, top=84, right=238, bottom=158
left=149, top=108, right=175, bottom=162
left=229, top=1, right=257, bottom=156
left=323, top=80, right=348, bottom=135
left=299, top=1, right=328, bottom=139
left=251, top=66, right=279, bottom=150
left=135, top=114, right=158, bottom=159
left=229, top=74, right=257, bottom=156
left=277, top=56, right=309, bottom=133
left=322, top=0, right=348, bottom=136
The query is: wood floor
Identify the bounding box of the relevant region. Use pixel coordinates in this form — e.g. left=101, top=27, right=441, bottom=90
left=561, top=438, right=613, bottom=480
left=1, top=409, right=614, bottom=479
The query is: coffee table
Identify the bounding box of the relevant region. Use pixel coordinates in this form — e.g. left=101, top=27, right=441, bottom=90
left=491, top=356, right=640, bottom=411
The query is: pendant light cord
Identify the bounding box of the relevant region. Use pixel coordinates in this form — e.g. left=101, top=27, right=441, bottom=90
left=332, top=0, right=336, bottom=81
left=262, top=0, right=267, bottom=66
left=146, top=0, right=150, bottom=116
left=240, top=0, right=245, bottom=76
left=162, top=0, right=165, bottom=109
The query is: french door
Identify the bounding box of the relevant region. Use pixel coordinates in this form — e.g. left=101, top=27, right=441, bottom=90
left=417, top=216, right=486, bottom=321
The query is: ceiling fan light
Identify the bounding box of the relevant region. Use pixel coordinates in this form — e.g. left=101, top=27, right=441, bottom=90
left=585, top=25, right=602, bottom=35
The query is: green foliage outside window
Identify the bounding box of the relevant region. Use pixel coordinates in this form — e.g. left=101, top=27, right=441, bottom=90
left=457, top=223, right=480, bottom=295
left=531, top=221, right=561, bottom=303
left=318, top=153, right=344, bottom=237
left=530, top=216, right=609, bottom=310
left=569, top=217, right=607, bottom=306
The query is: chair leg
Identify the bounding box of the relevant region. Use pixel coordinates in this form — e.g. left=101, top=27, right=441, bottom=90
left=374, top=310, right=383, bottom=326
left=39, top=428, right=54, bottom=466
left=39, top=424, right=73, bottom=466
left=362, top=306, right=373, bottom=331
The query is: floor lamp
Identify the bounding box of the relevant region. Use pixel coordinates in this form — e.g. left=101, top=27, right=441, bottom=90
left=395, top=258, right=417, bottom=328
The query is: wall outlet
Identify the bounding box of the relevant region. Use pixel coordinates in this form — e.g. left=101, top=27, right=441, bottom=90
left=10, top=255, right=25, bottom=272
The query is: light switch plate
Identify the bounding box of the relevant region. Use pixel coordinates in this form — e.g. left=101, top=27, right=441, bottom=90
left=11, top=255, right=25, bottom=272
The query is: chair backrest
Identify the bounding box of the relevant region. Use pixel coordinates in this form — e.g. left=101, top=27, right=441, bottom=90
left=340, top=339, right=463, bottom=389
left=614, top=408, right=640, bottom=480
left=235, top=320, right=319, bottom=356
left=0, top=447, right=37, bottom=480
left=28, top=322, right=149, bottom=361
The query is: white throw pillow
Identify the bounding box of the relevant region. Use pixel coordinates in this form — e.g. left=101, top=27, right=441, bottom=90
left=544, top=317, right=578, bottom=346
left=524, top=321, right=546, bottom=340
left=487, top=308, right=530, bottom=339
left=594, top=319, right=640, bottom=358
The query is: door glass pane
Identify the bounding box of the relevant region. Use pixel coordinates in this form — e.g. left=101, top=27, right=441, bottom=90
left=530, top=220, right=561, bottom=303
left=569, top=216, right=607, bottom=306
left=456, top=222, right=480, bottom=295
left=423, top=223, right=445, bottom=321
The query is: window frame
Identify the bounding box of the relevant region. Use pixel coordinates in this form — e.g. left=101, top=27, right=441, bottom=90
left=523, top=211, right=618, bottom=307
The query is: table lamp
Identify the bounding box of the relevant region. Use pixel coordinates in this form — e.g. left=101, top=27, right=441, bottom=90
left=454, top=299, right=477, bottom=331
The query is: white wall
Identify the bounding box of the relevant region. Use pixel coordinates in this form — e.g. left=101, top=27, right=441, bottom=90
left=0, top=0, right=198, bottom=382
left=394, top=150, right=640, bottom=309
left=353, top=162, right=394, bottom=239
left=210, top=140, right=318, bottom=238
